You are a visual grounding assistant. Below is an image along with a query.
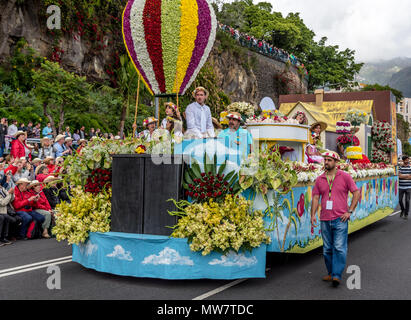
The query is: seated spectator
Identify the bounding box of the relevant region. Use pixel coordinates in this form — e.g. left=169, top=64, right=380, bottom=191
left=13, top=161, right=35, bottom=183
left=64, top=126, right=71, bottom=139
left=73, top=129, right=80, bottom=142
left=42, top=176, right=60, bottom=210
left=13, top=178, right=45, bottom=240
left=0, top=183, right=14, bottom=245
left=76, top=139, right=87, bottom=155
left=64, top=137, right=74, bottom=156
left=31, top=158, right=42, bottom=173
left=53, top=134, right=70, bottom=158
left=35, top=164, right=52, bottom=182
left=39, top=137, right=55, bottom=160
left=28, top=180, right=51, bottom=239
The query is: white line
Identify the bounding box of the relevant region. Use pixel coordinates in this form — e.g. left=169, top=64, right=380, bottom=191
left=0, top=256, right=72, bottom=275
left=390, top=211, right=401, bottom=217
left=0, top=259, right=73, bottom=278
left=192, top=279, right=247, bottom=300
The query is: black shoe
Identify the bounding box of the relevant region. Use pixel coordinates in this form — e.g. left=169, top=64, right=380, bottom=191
left=332, top=278, right=341, bottom=288
left=0, top=239, right=12, bottom=245
left=400, top=211, right=404, bottom=218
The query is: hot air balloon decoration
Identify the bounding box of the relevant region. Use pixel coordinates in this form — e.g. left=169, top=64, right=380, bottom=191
left=122, top=0, right=217, bottom=97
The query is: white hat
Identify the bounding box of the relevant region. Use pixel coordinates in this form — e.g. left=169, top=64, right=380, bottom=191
left=65, top=137, right=73, bottom=142
left=28, top=180, right=41, bottom=189
left=15, top=178, right=31, bottom=185
left=43, top=175, right=59, bottom=184
left=55, top=134, right=66, bottom=142
left=14, top=131, right=26, bottom=139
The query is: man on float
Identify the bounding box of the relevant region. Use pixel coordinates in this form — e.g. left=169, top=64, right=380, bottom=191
left=185, top=87, right=215, bottom=139
left=218, top=112, right=253, bottom=162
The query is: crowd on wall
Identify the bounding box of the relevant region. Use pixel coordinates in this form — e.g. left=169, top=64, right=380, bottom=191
left=218, top=23, right=308, bottom=76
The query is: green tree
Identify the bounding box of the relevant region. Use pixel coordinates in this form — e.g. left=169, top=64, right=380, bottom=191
left=32, top=61, right=92, bottom=136
left=362, top=83, right=403, bottom=104
left=305, top=37, right=363, bottom=91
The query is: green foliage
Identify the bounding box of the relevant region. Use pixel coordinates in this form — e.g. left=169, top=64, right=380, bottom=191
left=0, top=38, right=43, bottom=92
left=362, top=83, right=404, bottom=104
left=404, top=142, right=411, bottom=157
left=216, top=1, right=364, bottom=91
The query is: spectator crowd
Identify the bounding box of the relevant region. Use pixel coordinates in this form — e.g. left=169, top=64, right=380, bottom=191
left=0, top=117, right=120, bottom=246
left=218, top=23, right=308, bottom=76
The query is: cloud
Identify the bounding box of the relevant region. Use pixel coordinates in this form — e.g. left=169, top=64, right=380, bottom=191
left=270, top=0, right=411, bottom=62
left=209, top=251, right=257, bottom=267
left=79, top=241, right=98, bottom=256
left=142, top=247, right=194, bottom=266
left=106, top=245, right=133, bottom=261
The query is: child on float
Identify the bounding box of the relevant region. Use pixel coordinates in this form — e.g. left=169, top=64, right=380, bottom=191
left=293, top=111, right=308, bottom=125
left=138, top=117, right=159, bottom=142
left=161, top=102, right=182, bottom=129
left=306, top=133, right=324, bottom=164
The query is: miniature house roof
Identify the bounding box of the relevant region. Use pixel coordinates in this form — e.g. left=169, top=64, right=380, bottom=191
left=279, top=100, right=375, bottom=132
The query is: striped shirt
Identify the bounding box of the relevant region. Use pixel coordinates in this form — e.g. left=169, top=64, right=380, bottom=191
left=399, top=165, right=411, bottom=189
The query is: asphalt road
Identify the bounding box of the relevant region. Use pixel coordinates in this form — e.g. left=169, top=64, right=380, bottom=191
left=1, top=211, right=410, bottom=300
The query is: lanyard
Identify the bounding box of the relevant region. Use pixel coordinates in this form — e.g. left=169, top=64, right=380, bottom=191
left=326, top=174, right=336, bottom=199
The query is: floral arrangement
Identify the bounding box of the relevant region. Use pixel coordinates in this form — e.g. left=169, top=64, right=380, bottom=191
left=246, top=111, right=299, bottom=125
left=227, top=102, right=256, bottom=118
left=85, top=168, right=112, bottom=195
left=336, top=121, right=351, bottom=134
left=372, top=121, right=392, bottom=141
left=122, top=0, right=217, bottom=95
left=53, top=187, right=111, bottom=245
left=239, top=148, right=298, bottom=204
left=219, top=111, right=229, bottom=126
left=346, top=146, right=363, bottom=160
left=135, top=144, right=146, bottom=154
left=169, top=195, right=271, bottom=256
left=371, top=121, right=394, bottom=163
left=344, top=109, right=368, bottom=127
left=336, top=134, right=359, bottom=147
left=183, top=154, right=240, bottom=203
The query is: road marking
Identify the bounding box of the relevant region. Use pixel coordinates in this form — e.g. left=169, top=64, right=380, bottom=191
left=192, top=279, right=247, bottom=300
left=390, top=211, right=401, bottom=217
left=0, top=256, right=72, bottom=275
left=0, top=259, right=73, bottom=278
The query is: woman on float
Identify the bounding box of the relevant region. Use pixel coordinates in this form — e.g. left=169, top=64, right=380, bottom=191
left=293, top=111, right=308, bottom=125
left=306, top=133, right=324, bottom=164
left=310, top=121, right=327, bottom=153
left=161, top=102, right=182, bottom=129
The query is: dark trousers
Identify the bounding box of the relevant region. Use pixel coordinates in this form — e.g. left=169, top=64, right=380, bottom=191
left=399, top=189, right=411, bottom=216
left=0, top=214, right=14, bottom=239
left=16, top=211, right=45, bottom=238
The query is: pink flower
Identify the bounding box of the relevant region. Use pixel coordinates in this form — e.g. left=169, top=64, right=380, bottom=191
left=297, top=194, right=305, bottom=217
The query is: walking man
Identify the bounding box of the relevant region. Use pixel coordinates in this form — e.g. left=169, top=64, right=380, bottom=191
left=399, top=155, right=411, bottom=219
left=311, top=151, right=360, bottom=287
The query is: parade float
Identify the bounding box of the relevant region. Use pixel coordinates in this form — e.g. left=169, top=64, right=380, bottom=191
left=53, top=0, right=399, bottom=280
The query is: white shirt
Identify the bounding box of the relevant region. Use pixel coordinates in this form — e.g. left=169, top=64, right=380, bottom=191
left=397, top=138, right=403, bottom=158
left=185, top=102, right=215, bottom=139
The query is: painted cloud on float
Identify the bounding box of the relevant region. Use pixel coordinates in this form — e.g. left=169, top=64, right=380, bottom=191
left=106, top=245, right=133, bottom=261
left=142, top=247, right=194, bottom=266
left=209, top=251, right=257, bottom=267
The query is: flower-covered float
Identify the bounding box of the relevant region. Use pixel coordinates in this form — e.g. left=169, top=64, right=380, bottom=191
left=55, top=0, right=399, bottom=281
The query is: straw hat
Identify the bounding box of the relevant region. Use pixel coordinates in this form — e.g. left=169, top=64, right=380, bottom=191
left=14, top=131, right=26, bottom=139
left=55, top=157, right=63, bottom=163
left=321, top=150, right=341, bottom=161
left=32, top=158, right=42, bottom=165
left=41, top=137, right=51, bottom=142
left=43, top=175, right=59, bottom=184
left=143, top=117, right=158, bottom=127
left=65, top=137, right=73, bottom=143
left=35, top=164, right=48, bottom=176
left=78, top=139, right=86, bottom=144
left=15, top=178, right=31, bottom=185
left=43, top=157, right=55, bottom=164
left=192, top=86, right=209, bottom=99
left=55, top=134, right=66, bottom=143
left=310, top=122, right=327, bottom=133
left=226, top=112, right=243, bottom=123
left=28, top=180, right=41, bottom=189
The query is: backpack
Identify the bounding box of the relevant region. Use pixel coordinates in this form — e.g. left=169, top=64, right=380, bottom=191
left=26, top=221, right=42, bottom=239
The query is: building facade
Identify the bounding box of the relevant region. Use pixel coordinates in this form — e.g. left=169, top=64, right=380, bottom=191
left=397, top=98, right=411, bottom=123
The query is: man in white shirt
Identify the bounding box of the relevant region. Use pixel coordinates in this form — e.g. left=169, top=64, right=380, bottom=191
left=185, top=87, right=215, bottom=139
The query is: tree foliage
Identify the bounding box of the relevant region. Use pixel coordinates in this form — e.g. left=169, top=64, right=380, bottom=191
left=362, top=83, right=403, bottom=104
left=216, top=0, right=364, bottom=91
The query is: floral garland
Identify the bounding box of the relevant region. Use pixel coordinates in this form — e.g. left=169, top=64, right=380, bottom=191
left=122, top=0, right=217, bottom=95
left=246, top=110, right=299, bottom=125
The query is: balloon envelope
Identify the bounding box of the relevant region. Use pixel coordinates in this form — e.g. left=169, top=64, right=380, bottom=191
left=122, top=0, right=217, bottom=96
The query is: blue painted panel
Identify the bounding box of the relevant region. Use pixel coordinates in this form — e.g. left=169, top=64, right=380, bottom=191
left=72, top=232, right=267, bottom=280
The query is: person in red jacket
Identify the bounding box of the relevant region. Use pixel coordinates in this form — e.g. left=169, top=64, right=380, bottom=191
left=35, top=164, right=52, bottom=182
left=44, top=157, right=55, bottom=173
left=10, top=131, right=32, bottom=161
left=28, top=180, right=51, bottom=238
left=13, top=178, right=45, bottom=240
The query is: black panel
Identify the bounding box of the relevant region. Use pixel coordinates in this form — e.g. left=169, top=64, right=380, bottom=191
left=111, top=154, right=183, bottom=235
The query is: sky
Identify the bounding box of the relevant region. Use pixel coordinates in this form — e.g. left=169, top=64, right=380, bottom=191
left=264, top=0, right=411, bottom=63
